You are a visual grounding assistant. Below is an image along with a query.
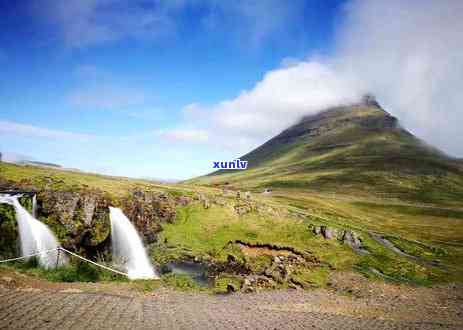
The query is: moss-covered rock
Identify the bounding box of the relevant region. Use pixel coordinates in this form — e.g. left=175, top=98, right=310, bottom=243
left=0, top=203, right=18, bottom=258
left=0, top=183, right=177, bottom=260
left=121, top=189, right=176, bottom=244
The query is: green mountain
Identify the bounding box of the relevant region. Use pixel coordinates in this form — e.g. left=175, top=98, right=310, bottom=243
left=190, top=97, right=463, bottom=205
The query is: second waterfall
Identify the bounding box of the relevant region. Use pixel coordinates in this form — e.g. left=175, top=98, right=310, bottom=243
left=109, top=207, right=158, bottom=280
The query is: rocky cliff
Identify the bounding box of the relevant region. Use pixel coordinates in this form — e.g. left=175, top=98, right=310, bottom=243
left=0, top=176, right=177, bottom=259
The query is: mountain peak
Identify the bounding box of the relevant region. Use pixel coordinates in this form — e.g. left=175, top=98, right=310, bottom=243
left=280, top=99, right=398, bottom=151
left=360, top=93, right=381, bottom=108
left=193, top=100, right=463, bottom=204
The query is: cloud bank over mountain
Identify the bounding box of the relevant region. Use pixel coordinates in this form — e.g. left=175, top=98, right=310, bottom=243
left=169, top=0, right=463, bottom=157
left=337, top=0, right=463, bottom=157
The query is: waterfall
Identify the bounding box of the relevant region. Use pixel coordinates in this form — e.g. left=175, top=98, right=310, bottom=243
left=109, top=207, right=158, bottom=280
left=0, top=195, right=67, bottom=269
left=32, top=194, right=37, bottom=218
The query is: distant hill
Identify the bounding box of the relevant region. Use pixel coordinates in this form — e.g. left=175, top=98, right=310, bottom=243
left=18, top=160, right=62, bottom=168
left=189, top=97, right=463, bottom=205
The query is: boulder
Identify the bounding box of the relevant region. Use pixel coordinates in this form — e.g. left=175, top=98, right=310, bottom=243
left=341, top=230, right=362, bottom=249
left=320, top=226, right=338, bottom=240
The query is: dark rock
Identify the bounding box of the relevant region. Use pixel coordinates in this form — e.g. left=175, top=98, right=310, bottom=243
left=121, top=190, right=176, bottom=244
left=38, top=190, right=112, bottom=255
left=341, top=230, right=362, bottom=249
left=320, top=226, right=337, bottom=240
left=0, top=181, right=177, bottom=258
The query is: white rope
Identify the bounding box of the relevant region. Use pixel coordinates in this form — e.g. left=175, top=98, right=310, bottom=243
left=0, top=248, right=58, bottom=263
left=0, top=247, right=129, bottom=278
left=58, top=247, right=129, bottom=277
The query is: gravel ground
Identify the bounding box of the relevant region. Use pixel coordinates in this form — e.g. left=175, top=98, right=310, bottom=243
left=1, top=284, right=462, bottom=330
left=0, top=270, right=462, bottom=330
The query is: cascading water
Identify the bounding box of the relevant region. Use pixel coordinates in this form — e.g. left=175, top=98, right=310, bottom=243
left=109, top=207, right=158, bottom=280
left=32, top=194, right=37, bottom=218
left=0, top=195, right=66, bottom=269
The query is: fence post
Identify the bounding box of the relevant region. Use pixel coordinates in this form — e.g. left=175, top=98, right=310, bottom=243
left=55, top=248, right=60, bottom=269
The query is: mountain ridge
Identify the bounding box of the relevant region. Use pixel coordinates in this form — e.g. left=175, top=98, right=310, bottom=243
left=189, top=98, right=463, bottom=205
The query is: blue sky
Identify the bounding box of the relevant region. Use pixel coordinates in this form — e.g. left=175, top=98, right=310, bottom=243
left=0, top=0, right=345, bottom=179
left=1, top=0, right=462, bottom=179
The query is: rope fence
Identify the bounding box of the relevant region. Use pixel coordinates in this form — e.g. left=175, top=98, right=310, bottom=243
left=58, top=247, right=129, bottom=277
left=0, top=247, right=129, bottom=278
left=0, top=248, right=59, bottom=264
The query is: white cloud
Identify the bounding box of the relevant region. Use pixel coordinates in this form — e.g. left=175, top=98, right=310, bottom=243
left=336, top=0, right=463, bottom=156
left=32, top=0, right=176, bottom=48
left=31, top=0, right=304, bottom=48
left=0, top=120, right=94, bottom=142
left=179, top=61, right=364, bottom=153
left=170, top=0, right=463, bottom=158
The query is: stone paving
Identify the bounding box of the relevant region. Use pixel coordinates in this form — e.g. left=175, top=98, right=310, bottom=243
left=1, top=287, right=462, bottom=329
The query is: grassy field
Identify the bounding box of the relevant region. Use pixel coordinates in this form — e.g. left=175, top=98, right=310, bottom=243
left=0, top=162, right=216, bottom=198
left=0, top=162, right=165, bottom=195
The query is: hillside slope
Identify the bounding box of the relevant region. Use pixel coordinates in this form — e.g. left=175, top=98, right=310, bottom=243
left=190, top=99, right=463, bottom=205
left=2, top=123, right=463, bottom=288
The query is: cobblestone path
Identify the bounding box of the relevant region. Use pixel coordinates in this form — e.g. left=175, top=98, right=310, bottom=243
left=1, top=287, right=462, bottom=329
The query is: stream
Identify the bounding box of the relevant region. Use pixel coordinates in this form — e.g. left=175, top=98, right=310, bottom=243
left=369, top=233, right=445, bottom=270
left=161, top=261, right=210, bottom=287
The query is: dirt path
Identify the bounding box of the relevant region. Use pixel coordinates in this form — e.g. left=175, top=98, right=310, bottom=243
left=1, top=272, right=462, bottom=330
left=369, top=233, right=444, bottom=270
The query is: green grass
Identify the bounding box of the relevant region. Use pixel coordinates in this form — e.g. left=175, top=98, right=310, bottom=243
left=213, top=274, right=243, bottom=293
left=354, top=235, right=450, bottom=286
left=0, top=162, right=177, bottom=196
left=12, top=258, right=128, bottom=283
left=161, top=273, right=203, bottom=291
left=157, top=203, right=358, bottom=270
left=353, top=202, right=463, bottom=219
left=290, top=267, right=330, bottom=288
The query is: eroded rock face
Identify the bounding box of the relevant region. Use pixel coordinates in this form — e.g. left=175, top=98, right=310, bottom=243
left=214, top=240, right=327, bottom=292
left=121, top=190, right=176, bottom=244
left=37, top=190, right=113, bottom=255
left=0, top=182, right=177, bottom=258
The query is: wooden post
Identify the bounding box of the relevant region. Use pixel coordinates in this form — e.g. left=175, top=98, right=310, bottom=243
left=55, top=248, right=60, bottom=269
